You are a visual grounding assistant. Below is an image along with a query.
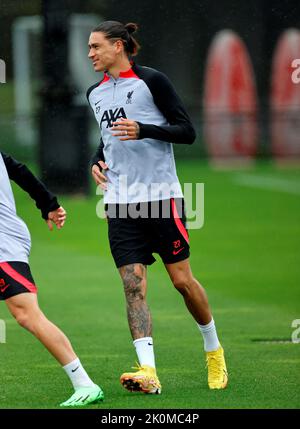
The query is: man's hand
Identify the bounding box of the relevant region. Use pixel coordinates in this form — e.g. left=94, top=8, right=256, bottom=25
left=111, top=117, right=140, bottom=141
left=46, top=206, right=67, bottom=231
left=91, top=160, right=108, bottom=190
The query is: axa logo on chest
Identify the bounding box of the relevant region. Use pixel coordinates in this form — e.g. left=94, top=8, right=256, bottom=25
left=100, top=108, right=127, bottom=128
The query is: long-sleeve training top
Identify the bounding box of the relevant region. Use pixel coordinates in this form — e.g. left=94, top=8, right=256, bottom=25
left=0, top=153, right=59, bottom=263
left=87, top=63, right=196, bottom=204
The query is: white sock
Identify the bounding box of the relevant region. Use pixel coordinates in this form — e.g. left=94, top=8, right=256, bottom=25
left=63, top=358, right=95, bottom=390
left=197, top=318, right=221, bottom=352
left=133, top=336, right=156, bottom=369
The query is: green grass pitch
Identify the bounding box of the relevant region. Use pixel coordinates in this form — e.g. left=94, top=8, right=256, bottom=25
left=0, top=160, right=299, bottom=409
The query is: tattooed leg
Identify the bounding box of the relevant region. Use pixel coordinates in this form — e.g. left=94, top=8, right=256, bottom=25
left=119, top=263, right=152, bottom=340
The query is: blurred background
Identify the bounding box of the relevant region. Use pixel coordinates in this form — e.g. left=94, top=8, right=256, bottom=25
left=0, top=0, right=300, bottom=193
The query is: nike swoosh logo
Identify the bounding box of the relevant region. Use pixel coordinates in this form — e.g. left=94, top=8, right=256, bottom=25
left=172, top=247, right=184, bottom=255
left=71, top=366, right=80, bottom=373
left=95, top=99, right=103, bottom=106
left=148, top=343, right=153, bottom=346
left=0, top=284, right=9, bottom=292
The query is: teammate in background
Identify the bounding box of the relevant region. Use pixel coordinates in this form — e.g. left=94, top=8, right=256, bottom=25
left=0, top=152, right=104, bottom=406
left=87, top=21, right=228, bottom=394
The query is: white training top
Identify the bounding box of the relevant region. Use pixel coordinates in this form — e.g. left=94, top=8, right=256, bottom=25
left=0, top=153, right=31, bottom=263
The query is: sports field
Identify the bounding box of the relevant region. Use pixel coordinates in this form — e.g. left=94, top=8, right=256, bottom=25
left=0, top=160, right=299, bottom=409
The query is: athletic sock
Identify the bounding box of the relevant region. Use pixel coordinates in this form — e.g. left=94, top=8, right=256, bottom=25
left=133, top=336, right=156, bottom=369
left=63, top=358, right=95, bottom=390
left=197, top=318, right=221, bottom=352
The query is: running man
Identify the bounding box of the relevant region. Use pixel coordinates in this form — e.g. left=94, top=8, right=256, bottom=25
left=87, top=21, right=228, bottom=394
left=0, top=152, right=104, bottom=406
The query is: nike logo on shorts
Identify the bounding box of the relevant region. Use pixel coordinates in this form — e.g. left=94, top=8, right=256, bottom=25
left=172, top=247, right=184, bottom=255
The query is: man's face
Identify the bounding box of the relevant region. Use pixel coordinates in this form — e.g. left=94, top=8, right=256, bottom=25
left=88, top=31, right=120, bottom=72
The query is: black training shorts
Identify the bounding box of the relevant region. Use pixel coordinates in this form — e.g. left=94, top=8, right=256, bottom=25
left=106, top=198, right=190, bottom=268
left=0, top=262, right=37, bottom=300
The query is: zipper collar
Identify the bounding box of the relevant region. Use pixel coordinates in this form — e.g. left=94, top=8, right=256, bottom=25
left=105, top=62, right=138, bottom=82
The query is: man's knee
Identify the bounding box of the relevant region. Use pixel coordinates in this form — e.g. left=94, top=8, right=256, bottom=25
left=12, top=307, right=31, bottom=329
left=11, top=305, right=41, bottom=331
left=121, top=264, right=146, bottom=301
left=172, top=273, right=195, bottom=296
